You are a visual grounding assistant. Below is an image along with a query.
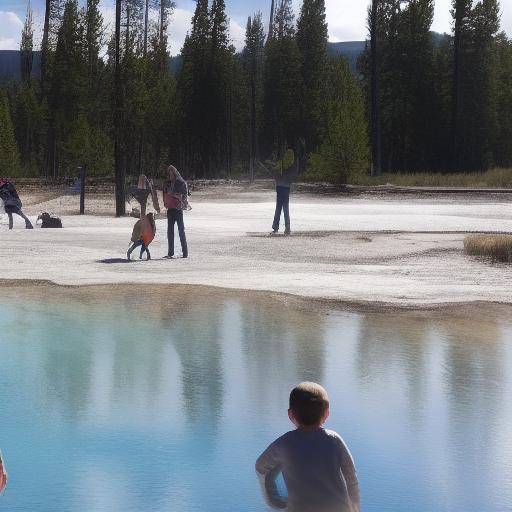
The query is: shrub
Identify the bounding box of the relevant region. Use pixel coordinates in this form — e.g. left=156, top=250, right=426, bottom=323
left=464, top=235, right=512, bottom=262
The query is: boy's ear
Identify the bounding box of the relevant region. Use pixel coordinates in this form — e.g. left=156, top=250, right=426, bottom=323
left=322, top=407, right=330, bottom=425
left=288, top=409, right=300, bottom=427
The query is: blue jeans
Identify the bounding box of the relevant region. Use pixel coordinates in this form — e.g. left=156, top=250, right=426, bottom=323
left=127, top=240, right=150, bottom=260
left=272, top=186, right=290, bottom=232
left=167, top=209, right=188, bottom=257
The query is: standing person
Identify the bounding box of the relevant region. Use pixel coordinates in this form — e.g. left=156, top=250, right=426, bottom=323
left=271, top=138, right=306, bottom=236
left=256, top=382, right=360, bottom=512
left=0, top=178, right=33, bottom=230
left=163, top=165, right=188, bottom=259
left=129, top=174, right=160, bottom=217
left=0, top=451, right=7, bottom=494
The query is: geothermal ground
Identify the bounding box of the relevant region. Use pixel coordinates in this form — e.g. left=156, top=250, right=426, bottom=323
left=2, top=185, right=512, bottom=306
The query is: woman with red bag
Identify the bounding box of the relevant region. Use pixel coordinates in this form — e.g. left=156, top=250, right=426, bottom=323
left=163, top=165, right=189, bottom=259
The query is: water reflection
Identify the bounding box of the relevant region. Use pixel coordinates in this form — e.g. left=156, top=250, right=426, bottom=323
left=240, top=300, right=325, bottom=418
left=0, top=287, right=510, bottom=512
left=156, top=297, right=225, bottom=430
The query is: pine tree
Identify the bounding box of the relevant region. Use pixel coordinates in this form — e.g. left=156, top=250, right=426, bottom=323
left=308, top=58, right=369, bottom=183
left=494, top=34, right=512, bottom=166
left=243, top=12, right=265, bottom=180
left=0, top=91, right=22, bottom=177
left=209, top=0, right=235, bottom=175
left=20, top=3, right=34, bottom=85
left=452, top=0, right=473, bottom=170
left=178, top=0, right=211, bottom=177
left=452, top=0, right=500, bottom=170
left=49, top=0, right=88, bottom=176
left=296, top=0, right=328, bottom=150
left=263, top=0, right=302, bottom=160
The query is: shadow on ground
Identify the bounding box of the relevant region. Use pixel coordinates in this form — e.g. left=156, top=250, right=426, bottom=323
left=97, top=258, right=132, bottom=264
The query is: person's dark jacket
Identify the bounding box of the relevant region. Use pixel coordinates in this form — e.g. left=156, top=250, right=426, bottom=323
left=163, top=177, right=188, bottom=210
left=0, top=181, right=22, bottom=208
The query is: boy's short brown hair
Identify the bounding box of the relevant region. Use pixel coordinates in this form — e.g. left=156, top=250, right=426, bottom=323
left=289, top=382, right=329, bottom=426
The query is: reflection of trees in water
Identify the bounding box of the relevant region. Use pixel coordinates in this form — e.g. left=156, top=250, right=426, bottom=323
left=240, top=300, right=326, bottom=409
left=436, top=316, right=505, bottom=481
left=356, top=313, right=430, bottom=419
left=356, top=309, right=508, bottom=502
left=157, top=297, right=225, bottom=431
left=33, top=300, right=169, bottom=422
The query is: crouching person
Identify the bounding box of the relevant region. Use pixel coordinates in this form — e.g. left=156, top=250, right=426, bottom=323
left=128, top=212, right=156, bottom=261
left=256, top=382, right=360, bottom=512
left=0, top=178, right=33, bottom=229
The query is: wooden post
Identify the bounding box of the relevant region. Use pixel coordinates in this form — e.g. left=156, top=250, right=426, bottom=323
left=79, top=165, right=86, bottom=215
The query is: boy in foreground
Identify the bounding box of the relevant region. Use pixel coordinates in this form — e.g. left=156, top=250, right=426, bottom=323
left=256, top=382, right=360, bottom=512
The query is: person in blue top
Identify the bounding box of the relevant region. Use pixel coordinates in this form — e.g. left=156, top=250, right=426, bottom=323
left=0, top=179, right=33, bottom=229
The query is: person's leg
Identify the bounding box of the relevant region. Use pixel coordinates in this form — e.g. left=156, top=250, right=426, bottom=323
left=15, top=208, right=33, bottom=229
left=176, top=210, right=188, bottom=258
left=283, top=188, right=290, bottom=234
left=272, top=187, right=284, bottom=232
left=127, top=240, right=143, bottom=260
left=167, top=209, right=176, bottom=257
left=139, top=242, right=146, bottom=260
left=7, top=212, right=13, bottom=230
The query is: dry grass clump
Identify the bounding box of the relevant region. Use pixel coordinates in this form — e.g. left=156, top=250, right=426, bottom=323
left=464, top=235, right=512, bottom=262
left=352, top=168, right=512, bottom=188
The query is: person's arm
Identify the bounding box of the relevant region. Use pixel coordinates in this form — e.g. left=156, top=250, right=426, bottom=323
left=255, top=442, right=287, bottom=510
left=148, top=179, right=161, bottom=213
left=0, top=451, right=7, bottom=494
left=338, top=439, right=360, bottom=512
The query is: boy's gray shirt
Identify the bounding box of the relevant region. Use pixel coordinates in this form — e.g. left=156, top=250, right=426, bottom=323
left=255, top=428, right=360, bottom=512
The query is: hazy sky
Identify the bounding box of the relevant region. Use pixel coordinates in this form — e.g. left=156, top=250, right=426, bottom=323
left=1, top=0, right=511, bottom=53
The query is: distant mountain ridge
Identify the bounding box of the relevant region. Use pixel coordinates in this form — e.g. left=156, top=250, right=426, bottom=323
left=0, top=33, right=446, bottom=82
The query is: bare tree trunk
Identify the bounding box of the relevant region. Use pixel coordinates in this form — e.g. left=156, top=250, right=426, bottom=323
left=370, top=0, right=382, bottom=177
left=115, top=0, right=125, bottom=217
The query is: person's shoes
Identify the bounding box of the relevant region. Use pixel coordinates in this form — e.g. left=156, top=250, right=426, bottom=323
left=127, top=252, right=131, bottom=261
left=284, top=229, right=291, bottom=236
left=270, top=229, right=278, bottom=235
left=163, top=254, right=174, bottom=259
left=182, top=255, right=188, bottom=259
left=26, top=223, right=33, bottom=229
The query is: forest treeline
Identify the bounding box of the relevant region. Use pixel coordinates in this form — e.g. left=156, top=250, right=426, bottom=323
left=0, top=0, right=511, bottom=182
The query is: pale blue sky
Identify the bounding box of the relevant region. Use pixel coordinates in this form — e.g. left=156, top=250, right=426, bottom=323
left=1, top=0, right=511, bottom=52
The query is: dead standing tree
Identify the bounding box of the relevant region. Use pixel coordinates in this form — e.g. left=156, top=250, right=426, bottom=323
left=115, top=0, right=125, bottom=216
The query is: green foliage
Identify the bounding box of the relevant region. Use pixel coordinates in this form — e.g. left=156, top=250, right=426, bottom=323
left=305, top=58, right=369, bottom=183
left=263, top=0, right=302, bottom=159
left=297, top=0, right=328, bottom=149
left=20, top=3, right=34, bottom=84
left=4, top=0, right=512, bottom=187
left=0, top=91, right=22, bottom=177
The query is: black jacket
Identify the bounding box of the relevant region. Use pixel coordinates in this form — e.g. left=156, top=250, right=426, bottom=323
left=0, top=182, right=22, bottom=208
